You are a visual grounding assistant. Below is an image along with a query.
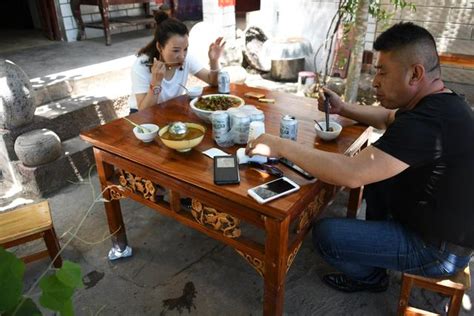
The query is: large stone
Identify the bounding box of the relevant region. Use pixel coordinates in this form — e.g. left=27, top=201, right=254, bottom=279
left=0, top=59, right=35, bottom=129
left=14, top=129, right=62, bottom=167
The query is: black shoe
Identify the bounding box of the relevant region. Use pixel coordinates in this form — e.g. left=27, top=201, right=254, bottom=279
left=322, top=272, right=389, bottom=293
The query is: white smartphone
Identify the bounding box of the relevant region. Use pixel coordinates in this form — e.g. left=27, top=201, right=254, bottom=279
left=247, top=177, right=300, bottom=204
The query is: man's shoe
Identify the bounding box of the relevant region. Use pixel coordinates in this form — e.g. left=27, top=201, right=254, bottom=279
left=322, top=272, right=389, bottom=293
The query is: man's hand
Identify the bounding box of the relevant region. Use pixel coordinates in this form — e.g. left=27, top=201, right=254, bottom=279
left=151, top=57, right=165, bottom=86
left=245, top=134, right=281, bottom=157
left=318, top=87, right=345, bottom=115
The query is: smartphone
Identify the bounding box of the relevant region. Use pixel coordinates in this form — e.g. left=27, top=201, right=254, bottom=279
left=214, top=155, right=240, bottom=185
left=279, top=157, right=315, bottom=180
left=247, top=177, right=300, bottom=204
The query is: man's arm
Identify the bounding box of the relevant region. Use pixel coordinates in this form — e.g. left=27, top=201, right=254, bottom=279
left=247, top=135, right=408, bottom=188
left=320, top=88, right=396, bottom=130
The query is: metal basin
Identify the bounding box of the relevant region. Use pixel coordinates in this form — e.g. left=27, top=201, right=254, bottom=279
left=271, top=58, right=305, bottom=82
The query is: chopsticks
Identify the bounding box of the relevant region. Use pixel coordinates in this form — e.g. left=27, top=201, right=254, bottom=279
left=323, top=92, right=330, bottom=131
left=145, top=62, right=183, bottom=68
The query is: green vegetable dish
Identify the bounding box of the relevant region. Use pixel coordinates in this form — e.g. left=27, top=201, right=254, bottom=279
left=194, top=96, right=241, bottom=111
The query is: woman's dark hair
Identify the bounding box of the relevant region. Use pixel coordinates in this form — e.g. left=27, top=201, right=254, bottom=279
left=137, top=11, right=188, bottom=69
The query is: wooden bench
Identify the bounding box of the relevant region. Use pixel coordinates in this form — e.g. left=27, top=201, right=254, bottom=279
left=398, top=266, right=471, bottom=316
left=71, top=0, right=155, bottom=46
left=0, top=201, right=62, bottom=268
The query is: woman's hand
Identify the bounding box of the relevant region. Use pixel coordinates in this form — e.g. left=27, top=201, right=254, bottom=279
left=245, top=134, right=281, bottom=158
left=208, top=37, right=225, bottom=63
left=317, top=87, right=345, bottom=115
left=151, top=57, right=165, bottom=86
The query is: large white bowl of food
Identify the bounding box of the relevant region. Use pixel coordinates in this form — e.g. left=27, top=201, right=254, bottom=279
left=189, top=94, right=245, bottom=123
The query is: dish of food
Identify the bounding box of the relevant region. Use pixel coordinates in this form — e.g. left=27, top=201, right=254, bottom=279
left=189, top=94, right=245, bottom=123
left=194, top=95, right=243, bottom=111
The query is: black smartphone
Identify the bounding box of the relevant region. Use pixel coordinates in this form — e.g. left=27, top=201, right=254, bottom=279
left=214, top=155, right=240, bottom=185
left=279, top=157, right=315, bottom=180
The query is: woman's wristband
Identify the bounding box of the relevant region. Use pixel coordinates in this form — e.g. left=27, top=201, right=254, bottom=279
left=209, top=68, right=220, bottom=73
left=149, top=84, right=162, bottom=95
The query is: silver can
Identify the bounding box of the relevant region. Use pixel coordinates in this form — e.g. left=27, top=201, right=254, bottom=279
left=218, top=70, right=230, bottom=94
left=211, top=111, right=233, bottom=147
left=280, top=115, right=298, bottom=141
left=250, top=109, right=265, bottom=122
left=232, top=112, right=251, bottom=144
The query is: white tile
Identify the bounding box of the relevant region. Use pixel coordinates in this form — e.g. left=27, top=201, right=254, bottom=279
left=127, top=8, right=144, bottom=16
left=65, top=29, right=78, bottom=42
left=80, top=5, right=99, bottom=14
left=110, top=10, right=128, bottom=18
left=448, top=8, right=471, bottom=24
left=60, top=3, right=73, bottom=17
left=63, top=16, right=77, bottom=30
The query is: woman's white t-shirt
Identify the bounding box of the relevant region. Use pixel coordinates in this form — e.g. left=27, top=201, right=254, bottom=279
left=128, top=53, right=205, bottom=110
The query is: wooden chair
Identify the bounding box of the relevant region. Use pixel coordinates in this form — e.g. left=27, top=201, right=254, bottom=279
left=0, top=201, right=62, bottom=268
left=398, top=267, right=471, bottom=316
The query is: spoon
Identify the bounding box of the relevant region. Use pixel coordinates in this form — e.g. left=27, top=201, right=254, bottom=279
left=314, top=120, right=324, bottom=131
left=178, top=83, right=189, bottom=94
left=123, top=117, right=150, bottom=134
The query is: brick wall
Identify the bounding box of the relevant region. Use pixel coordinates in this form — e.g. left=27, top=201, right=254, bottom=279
left=377, top=0, right=474, bottom=84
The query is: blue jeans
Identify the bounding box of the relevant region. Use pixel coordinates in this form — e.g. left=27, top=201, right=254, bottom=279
left=312, top=218, right=471, bottom=284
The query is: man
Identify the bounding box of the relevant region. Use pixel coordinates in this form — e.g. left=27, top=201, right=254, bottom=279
left=246, top=22, right=473, bottom=292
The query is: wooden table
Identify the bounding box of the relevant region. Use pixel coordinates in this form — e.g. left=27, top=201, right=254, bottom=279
left=80, top=84, right=371, bottom=315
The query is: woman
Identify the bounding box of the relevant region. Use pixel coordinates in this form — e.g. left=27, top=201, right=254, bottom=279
left=129, top=11, right=225, bottom=112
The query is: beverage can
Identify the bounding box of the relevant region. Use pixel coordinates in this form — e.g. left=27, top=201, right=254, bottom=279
left=218, top=70, right=230, bottom=94
left=248, top=121, right=265, bottom=141
left=211, top=111, right=233, bottom=147
left=232, top=112, right=251, bottom=144
left=280, top=115, right=298, bottom=141
left=250, top=109, right=265, bottom=122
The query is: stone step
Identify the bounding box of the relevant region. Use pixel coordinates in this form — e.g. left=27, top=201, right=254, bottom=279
left=1, top=94, right=128, bottom=162
left=1, top=135, right=95, bottom=209
left=11, top=135, right=95, bottom=199
left=30, top=55, right=135, bottom=106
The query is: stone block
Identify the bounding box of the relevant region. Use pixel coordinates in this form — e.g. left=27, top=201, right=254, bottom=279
left=80, top=5, right=100, bottom=15
left=0, top=96, right=119, bottom=161
left=13, top=136, right=94, bottom=197
left=14, top=129, right=62, bottom=167
left=449, top=8, right=471, bottom=24
left=1, top=60, right=35, bottom=129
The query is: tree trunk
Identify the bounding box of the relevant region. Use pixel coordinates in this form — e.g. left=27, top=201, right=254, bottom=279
left=343, top=0, right=369, bottom=103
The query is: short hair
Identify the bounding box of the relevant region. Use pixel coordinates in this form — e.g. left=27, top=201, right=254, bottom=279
left=374, top=22, right=440, bottom=76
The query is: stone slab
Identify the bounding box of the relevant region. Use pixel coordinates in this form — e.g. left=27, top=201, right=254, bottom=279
left=13, top=136, right=94, bottom=197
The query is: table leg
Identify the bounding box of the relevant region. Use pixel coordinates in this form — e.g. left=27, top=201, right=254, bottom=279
left=347, top=186, right=364, bottom=218
left=98, top=0, right=112, bottom=46
left=94, top=148, right=131, bottom=260
left=263, top=217, right=290, bottom=316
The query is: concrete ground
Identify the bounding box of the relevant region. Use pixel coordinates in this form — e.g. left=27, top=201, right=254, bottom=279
left=18, top=172, right=474, bottom=315
left=2, top=29, right=473, bottom=315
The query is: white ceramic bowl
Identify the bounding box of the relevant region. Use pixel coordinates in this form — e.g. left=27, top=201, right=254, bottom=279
left=314, top=121, right=342, bottom=141
left=187, top=86, right=203, bottom=98
left=133, top=123, right=159, bottom=142
left=189, top=94, right=245, bottom=123
left=158, top=122, right=206, bottom=152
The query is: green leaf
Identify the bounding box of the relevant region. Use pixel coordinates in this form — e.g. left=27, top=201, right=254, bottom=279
left=56, top=261, right=83, bottom=289
left=39, top=275, right=74, bottom=312
left=4, top=297, right=42, bottom=316
left=0, top=247, right=25, bottom=312
left=59, top=299, right=74, bottom=316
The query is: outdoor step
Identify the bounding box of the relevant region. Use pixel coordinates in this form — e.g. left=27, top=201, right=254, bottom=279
left=1, top=94, right=128, bottom=162
left=12, top=135, right=95, bottom=198
left=31, top=55, right=135, bottom=106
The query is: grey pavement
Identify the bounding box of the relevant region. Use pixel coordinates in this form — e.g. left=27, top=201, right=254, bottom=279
left=17, top=171, right=474, bottom=315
